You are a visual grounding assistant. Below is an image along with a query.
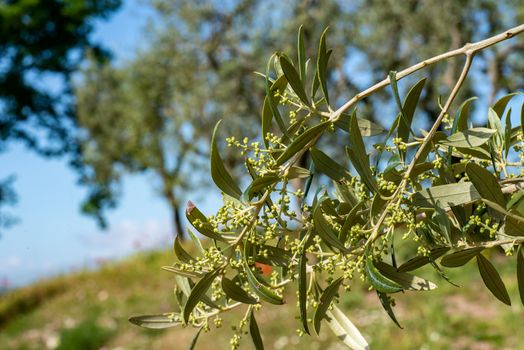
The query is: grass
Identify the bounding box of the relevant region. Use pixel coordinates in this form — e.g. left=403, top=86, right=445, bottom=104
left=0, top=246, right=523, bottom=350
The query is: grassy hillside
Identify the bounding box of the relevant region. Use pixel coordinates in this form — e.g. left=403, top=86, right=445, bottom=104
left=1, top=248, right=523, bottom=350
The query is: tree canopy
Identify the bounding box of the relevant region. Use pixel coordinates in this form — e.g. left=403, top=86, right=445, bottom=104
left=0, top=0, right=121, bottom=231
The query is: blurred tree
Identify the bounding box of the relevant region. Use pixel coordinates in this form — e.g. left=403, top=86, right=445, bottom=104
left=0, top=0, right=121, bottom=228
left=76, top=0, right=524, bottom=237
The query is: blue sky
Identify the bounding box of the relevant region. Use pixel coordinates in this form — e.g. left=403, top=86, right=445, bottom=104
left=0, top=1, right=221, bottom=288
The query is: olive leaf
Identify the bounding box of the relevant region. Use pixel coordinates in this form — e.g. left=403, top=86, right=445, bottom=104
left=398, top=247, right=450, bottom=272
left=317, top=27, right=330, bottom=105
left=311, top=147, right=351, bottom=182
left=454, top=96, right=477, bottom=132
left=313, top=276, right=344, bottom=334
left=347, top=111, right=379, bottom=194
left=439, top=128, right=496, bottom=148
left=393, top=76, right=426, bottom=147
left=466, top=162, right=505, bottom=207
left=262, top=73, right=288, bottom=148
left=492, top=92, right=521, bottom=118
left=298, top=252, right=310, bottom=334
left=174, top=236, right=194, bottom=263
left=186, top=201, right=227, bottom=242
left=183, top=269, right=221, bottom=323
left=276, top=121, right=329, bottom=166
left=211, top=121, right=242, bottom=199
left=161, top=265, right=205, bottom=278
left=324, top=305, right=370, bottom=350
left=128, top=313, right=182, bottom=329
left=249, top=309, right=264, bottom=350
left=377, top=291, right=403, bottom=329
left=221, top=277, right=258, bottom=304
left=334, top=114, right=385, bottom=136
left=411, top=182, right=480, bottom=209
left=375, top=261, right=437, bottom=291
left=189, top=326, right=204, bottom=350
left=244, top=262, right=284, bottom=305
left=279, top=54, right=310, bottom=106
left=517, top=245, right=524, bottom=306
left=297, top=25, right=306, bottom=82
left=244, top=174, right=279, bottom=200
left=313, top=205, right=349, bottom=252
left=476, top=254, right=511, bottom=305
left=364, top=257, right=403, bottom=293
left=441, top=247, right=484, bottom=268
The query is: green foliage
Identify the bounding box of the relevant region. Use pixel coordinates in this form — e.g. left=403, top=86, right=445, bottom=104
left=56, top=315, right=115, bottom=350
left=0, top=0, right=121, bottom=155
left=130, top=25, right=524, bottom=350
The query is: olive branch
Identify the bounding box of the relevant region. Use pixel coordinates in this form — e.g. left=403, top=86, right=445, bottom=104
left=130, top=24, right=524, bottom=350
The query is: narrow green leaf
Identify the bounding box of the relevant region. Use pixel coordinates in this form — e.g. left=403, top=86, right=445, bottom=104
left=276, top=121, right=329, bottom=166
left=314, top=276, right=344, bottom=334
left=455, top=96, right=477, bottom=132
left=299, top=251, right=310, bottom=334
left=245, top=175, right=279, bottom=200
left=439, top=128, right=496, bottom=148
left=375, top=261, right=437, bottom=291
left=521, top=100, right=524, bottom=137
left=364, top=257, right=403, bottom=293
left=186, top=201, right=227, bottom=242
left=334, top=114, right=385, bottom=136
left=311, top=147, right=351, bottom=182
left=129, top=313, right=182, bottom=329
left=221, top=277, right=258, bottom=304
left=279, top=55, right=310, bottom=106
left=183, top=269, right=220, bottom=323
left=492, top=92, right=521, bottom=118
left=263, top=60, right=289, bottom=147
left=504, top=209, right=524, bottom=236
left=324, top=305, right=369, bottom=350
left=396, top=77, right=426, bottom=145
left=313, top=205, right=348, bottom=252
left=377, top=292, right=403, bottom=329
left=504, top=108, right=512, bottom=158
left=287, top=166, right=311, bottom=179
left=187, top=228, right=205, bottom=256
left=245, top=263, right=284, bottom=305
left=297, top=25, right=306, bottom=82
left=189, top=327, right=204, bottom=350
left=466, top=163, right=505, bottom=207
left=162, top=265, right=205, bottom=278
left=517, top=245, right=524, bottom=306
left=477, top=254, right=511, bottom=305
left=347, top=111, right=379, bottom=193
left=249, top=310, right=265, bottom=350
left=441, top=247, right=484, bottom=267
left=398, top=247, right=450, bottom=272
left=488, top=107, right=504, bottom=152
left=411, top=182, right=480, bottom=209
left=317, top=27, right=330, bottom=105
left=174, top=236, right=195, bottom=263
left=211, top=121, right=242, bottom=199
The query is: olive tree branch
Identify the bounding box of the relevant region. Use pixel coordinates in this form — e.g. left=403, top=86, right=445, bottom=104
left=328, top=23, right=524, bottom=123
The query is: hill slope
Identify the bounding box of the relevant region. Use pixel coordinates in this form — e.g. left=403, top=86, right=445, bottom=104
left=1, top=249, right=523, bottom=350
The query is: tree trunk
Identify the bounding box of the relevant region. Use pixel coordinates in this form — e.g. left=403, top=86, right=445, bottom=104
left=172, top=203, right=185, bottom=240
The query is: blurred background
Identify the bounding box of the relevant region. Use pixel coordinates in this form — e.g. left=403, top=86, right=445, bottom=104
left=1, top=1, right=524, bottom=349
